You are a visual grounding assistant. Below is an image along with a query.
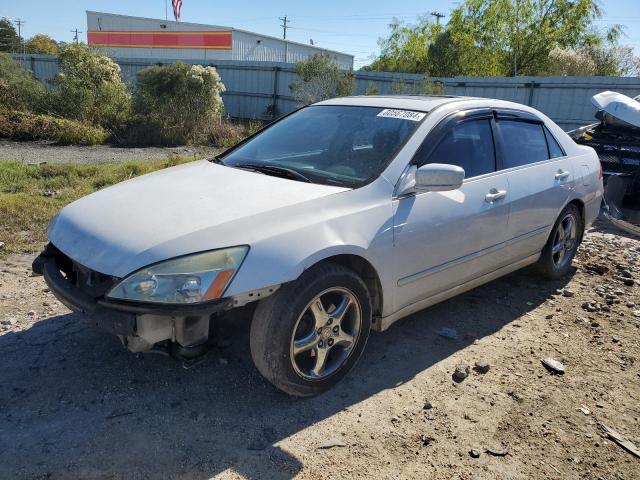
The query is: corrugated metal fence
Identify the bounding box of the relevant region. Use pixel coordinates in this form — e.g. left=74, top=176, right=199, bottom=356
left=14, top=54, right=640, bottom=131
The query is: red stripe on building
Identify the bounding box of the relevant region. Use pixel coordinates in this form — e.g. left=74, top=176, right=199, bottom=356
left=87, top=31, right=233, bottom=49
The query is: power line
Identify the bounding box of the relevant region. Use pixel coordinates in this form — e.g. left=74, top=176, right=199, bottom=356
left=289, top=26, right=378, bottom=37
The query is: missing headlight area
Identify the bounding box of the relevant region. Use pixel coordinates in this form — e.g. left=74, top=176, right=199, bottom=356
left=126, top=314, right=210, bottom=354
left=34, top=243, right=241, bottom=363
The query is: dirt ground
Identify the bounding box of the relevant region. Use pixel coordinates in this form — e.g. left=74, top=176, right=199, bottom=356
left=0, top=140, right=218, bottom=164
left=0, top=218, right=638, bottom=480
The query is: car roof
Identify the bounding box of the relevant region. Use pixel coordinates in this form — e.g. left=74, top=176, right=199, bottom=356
left=315, top=95, right=478, bottom=112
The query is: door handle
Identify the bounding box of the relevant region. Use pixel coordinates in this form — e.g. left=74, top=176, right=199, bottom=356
left=555, top=170, right=570, bottom=181
left=485, top=189, right=507, bottom=203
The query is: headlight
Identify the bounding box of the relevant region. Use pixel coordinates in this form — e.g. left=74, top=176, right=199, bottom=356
left=106, top=246, right=248, bottom=304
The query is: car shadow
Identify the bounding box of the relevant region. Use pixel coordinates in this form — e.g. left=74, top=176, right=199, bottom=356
left=0, top=268, right=573, bottom=479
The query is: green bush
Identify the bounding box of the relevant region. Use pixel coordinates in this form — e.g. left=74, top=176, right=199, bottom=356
left=0, top=53, right=47, bottom=113
left=0, top=111, right=108, bottom=145
left=134, top=63, right=226, bottom=145
left=48, top=44, right=131, bottom=130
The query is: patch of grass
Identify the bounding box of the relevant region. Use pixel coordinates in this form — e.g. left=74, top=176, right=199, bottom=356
left=0, top=156, right=195, bottom=254
left=0, top=110, right=109, bottom=145
left=209, top=119, right=263, bottom=149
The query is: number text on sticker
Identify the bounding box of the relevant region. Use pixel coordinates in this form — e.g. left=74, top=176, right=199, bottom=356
left=377, top=109, right=426, bottom=122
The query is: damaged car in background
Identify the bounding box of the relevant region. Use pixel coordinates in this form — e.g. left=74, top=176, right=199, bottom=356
left=569, top=91, right=640, bottom=236
left=33, top=95, right=602, bottom=397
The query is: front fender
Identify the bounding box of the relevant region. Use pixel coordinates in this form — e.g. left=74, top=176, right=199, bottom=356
left=224, top=200, right=396, bottom=307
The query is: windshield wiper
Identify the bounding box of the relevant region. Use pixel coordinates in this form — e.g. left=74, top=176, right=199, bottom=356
left=233, top=163, right=312, bottom=183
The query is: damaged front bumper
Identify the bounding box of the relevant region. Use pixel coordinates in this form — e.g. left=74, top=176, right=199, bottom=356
left=33, top=245, right=234, bottom=353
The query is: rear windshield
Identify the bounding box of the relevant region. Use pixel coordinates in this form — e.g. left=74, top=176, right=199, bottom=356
left=220, top=105, right=424, bottom=187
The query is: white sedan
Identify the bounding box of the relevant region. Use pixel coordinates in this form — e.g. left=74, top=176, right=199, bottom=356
left=34, top=96, right=603, bottom=396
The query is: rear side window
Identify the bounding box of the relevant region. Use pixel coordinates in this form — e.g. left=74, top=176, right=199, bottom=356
left=498, top=120, right=548, bottom=168
left=424, top=119, right=496, bottom=178
left=544, top=127, right=565, bottom=158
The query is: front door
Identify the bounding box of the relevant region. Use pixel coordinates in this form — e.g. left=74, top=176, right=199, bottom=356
left=393, top=113, right=511, bottom=311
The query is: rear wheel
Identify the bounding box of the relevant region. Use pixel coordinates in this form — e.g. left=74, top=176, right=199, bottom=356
left=250, top=263, right=372, bottom=397
left=536, top=203, right=582, bottom=279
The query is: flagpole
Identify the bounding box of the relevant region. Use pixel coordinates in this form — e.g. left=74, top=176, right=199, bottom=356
left=165, top=0, right=168, bottom=21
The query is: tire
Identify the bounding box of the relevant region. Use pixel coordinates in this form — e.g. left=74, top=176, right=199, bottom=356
left=250, top=262, right=372, bottom=397
left=536, top=203, right=583, bottom=279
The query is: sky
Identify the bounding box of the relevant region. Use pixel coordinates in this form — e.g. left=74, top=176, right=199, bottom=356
left=2, top=0, right=640, bottom=69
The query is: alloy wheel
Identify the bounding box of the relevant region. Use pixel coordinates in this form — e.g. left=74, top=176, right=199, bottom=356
left=290, top=287, right=362, bottom=380
left=551, top=212, right=578, bottom=268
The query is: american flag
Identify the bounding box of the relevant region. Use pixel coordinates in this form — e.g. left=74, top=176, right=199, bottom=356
left=172, top=0, right=182, bottom=22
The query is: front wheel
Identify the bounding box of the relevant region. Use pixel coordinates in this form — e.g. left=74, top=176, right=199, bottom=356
left=536, top=203, right=583, bottom=279
left=250, top=263, right=372, bottom=397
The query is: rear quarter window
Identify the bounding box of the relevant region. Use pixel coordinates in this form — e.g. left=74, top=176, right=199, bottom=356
left=544, top=127, right=566, bottom=158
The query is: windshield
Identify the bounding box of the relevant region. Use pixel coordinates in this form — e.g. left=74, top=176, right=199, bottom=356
left=219, top=105, right=424, bottom=188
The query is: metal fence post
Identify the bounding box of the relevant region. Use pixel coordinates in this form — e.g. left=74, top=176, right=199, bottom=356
left=527, top=81, right=538, bottom=106
left=272, top=66, right=280, bottom=119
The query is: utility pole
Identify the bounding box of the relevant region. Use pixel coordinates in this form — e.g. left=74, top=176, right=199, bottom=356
left=70, top=28, right=82, bottom=44
left=279, top=15, right=289, bottom=39
left=279, top=15, right=290, bottom=63
left=14, top=18, right=25, bottom=55
left=430, top=11, right=445, bottom=25
left=513, top=0, right=519, bottom=76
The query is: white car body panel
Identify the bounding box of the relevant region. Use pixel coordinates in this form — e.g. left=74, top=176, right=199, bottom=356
left=47, top=95, right=603, bottom=328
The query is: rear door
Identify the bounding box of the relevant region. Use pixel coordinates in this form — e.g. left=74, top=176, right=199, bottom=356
left=393, top=110, right=511, bottom=310
left=493, top=110, right=575, bottom=261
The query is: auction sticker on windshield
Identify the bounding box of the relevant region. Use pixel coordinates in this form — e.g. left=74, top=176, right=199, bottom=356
left=377, top=109, right=426, bottom=122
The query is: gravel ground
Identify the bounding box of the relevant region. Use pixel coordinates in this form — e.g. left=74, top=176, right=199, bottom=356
left=0, top=140, right=219, bottom=164
left=1, top=219, right=639, bottom=479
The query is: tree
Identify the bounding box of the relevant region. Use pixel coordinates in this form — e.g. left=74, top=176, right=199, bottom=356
left=291, top=53, right=355, bottom=105
left=427, top=28, right=502, bottom=76
left=545, top=46, right=597, bottom=76
left=48, top=44, right=131, bottom=129
left=0, top=53, right=46, bottom=112
left=26, top=34, right=59, bottom=55
left=545, top=43, right=640, bottom=77
left=0, top=18, right=18, bottom=52
left=364, top=16, right=438, bottom=73
left=134, top=63, right=226, bottom=145
left=588, top=45, right=640, bottom=76
left=443, top=0, right=610, bottom=76
left=366, top=0, right=632, bottom=77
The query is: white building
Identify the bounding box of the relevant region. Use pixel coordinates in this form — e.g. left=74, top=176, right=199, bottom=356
left=86, top=11, right=354, bottom=69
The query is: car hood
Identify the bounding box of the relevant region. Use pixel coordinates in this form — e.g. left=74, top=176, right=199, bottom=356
left=48, top=160, right=349, bottom=277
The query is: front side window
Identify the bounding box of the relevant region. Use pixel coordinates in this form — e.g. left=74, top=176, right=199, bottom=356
left=220, top=105, right=423, bottom=188
left=498, top=120, right=549, bottom=168
left=423, top=119, right=496, bottom=178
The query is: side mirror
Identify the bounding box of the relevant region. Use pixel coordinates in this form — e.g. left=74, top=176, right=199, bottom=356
left=414, top=163, right=465, bottom=192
